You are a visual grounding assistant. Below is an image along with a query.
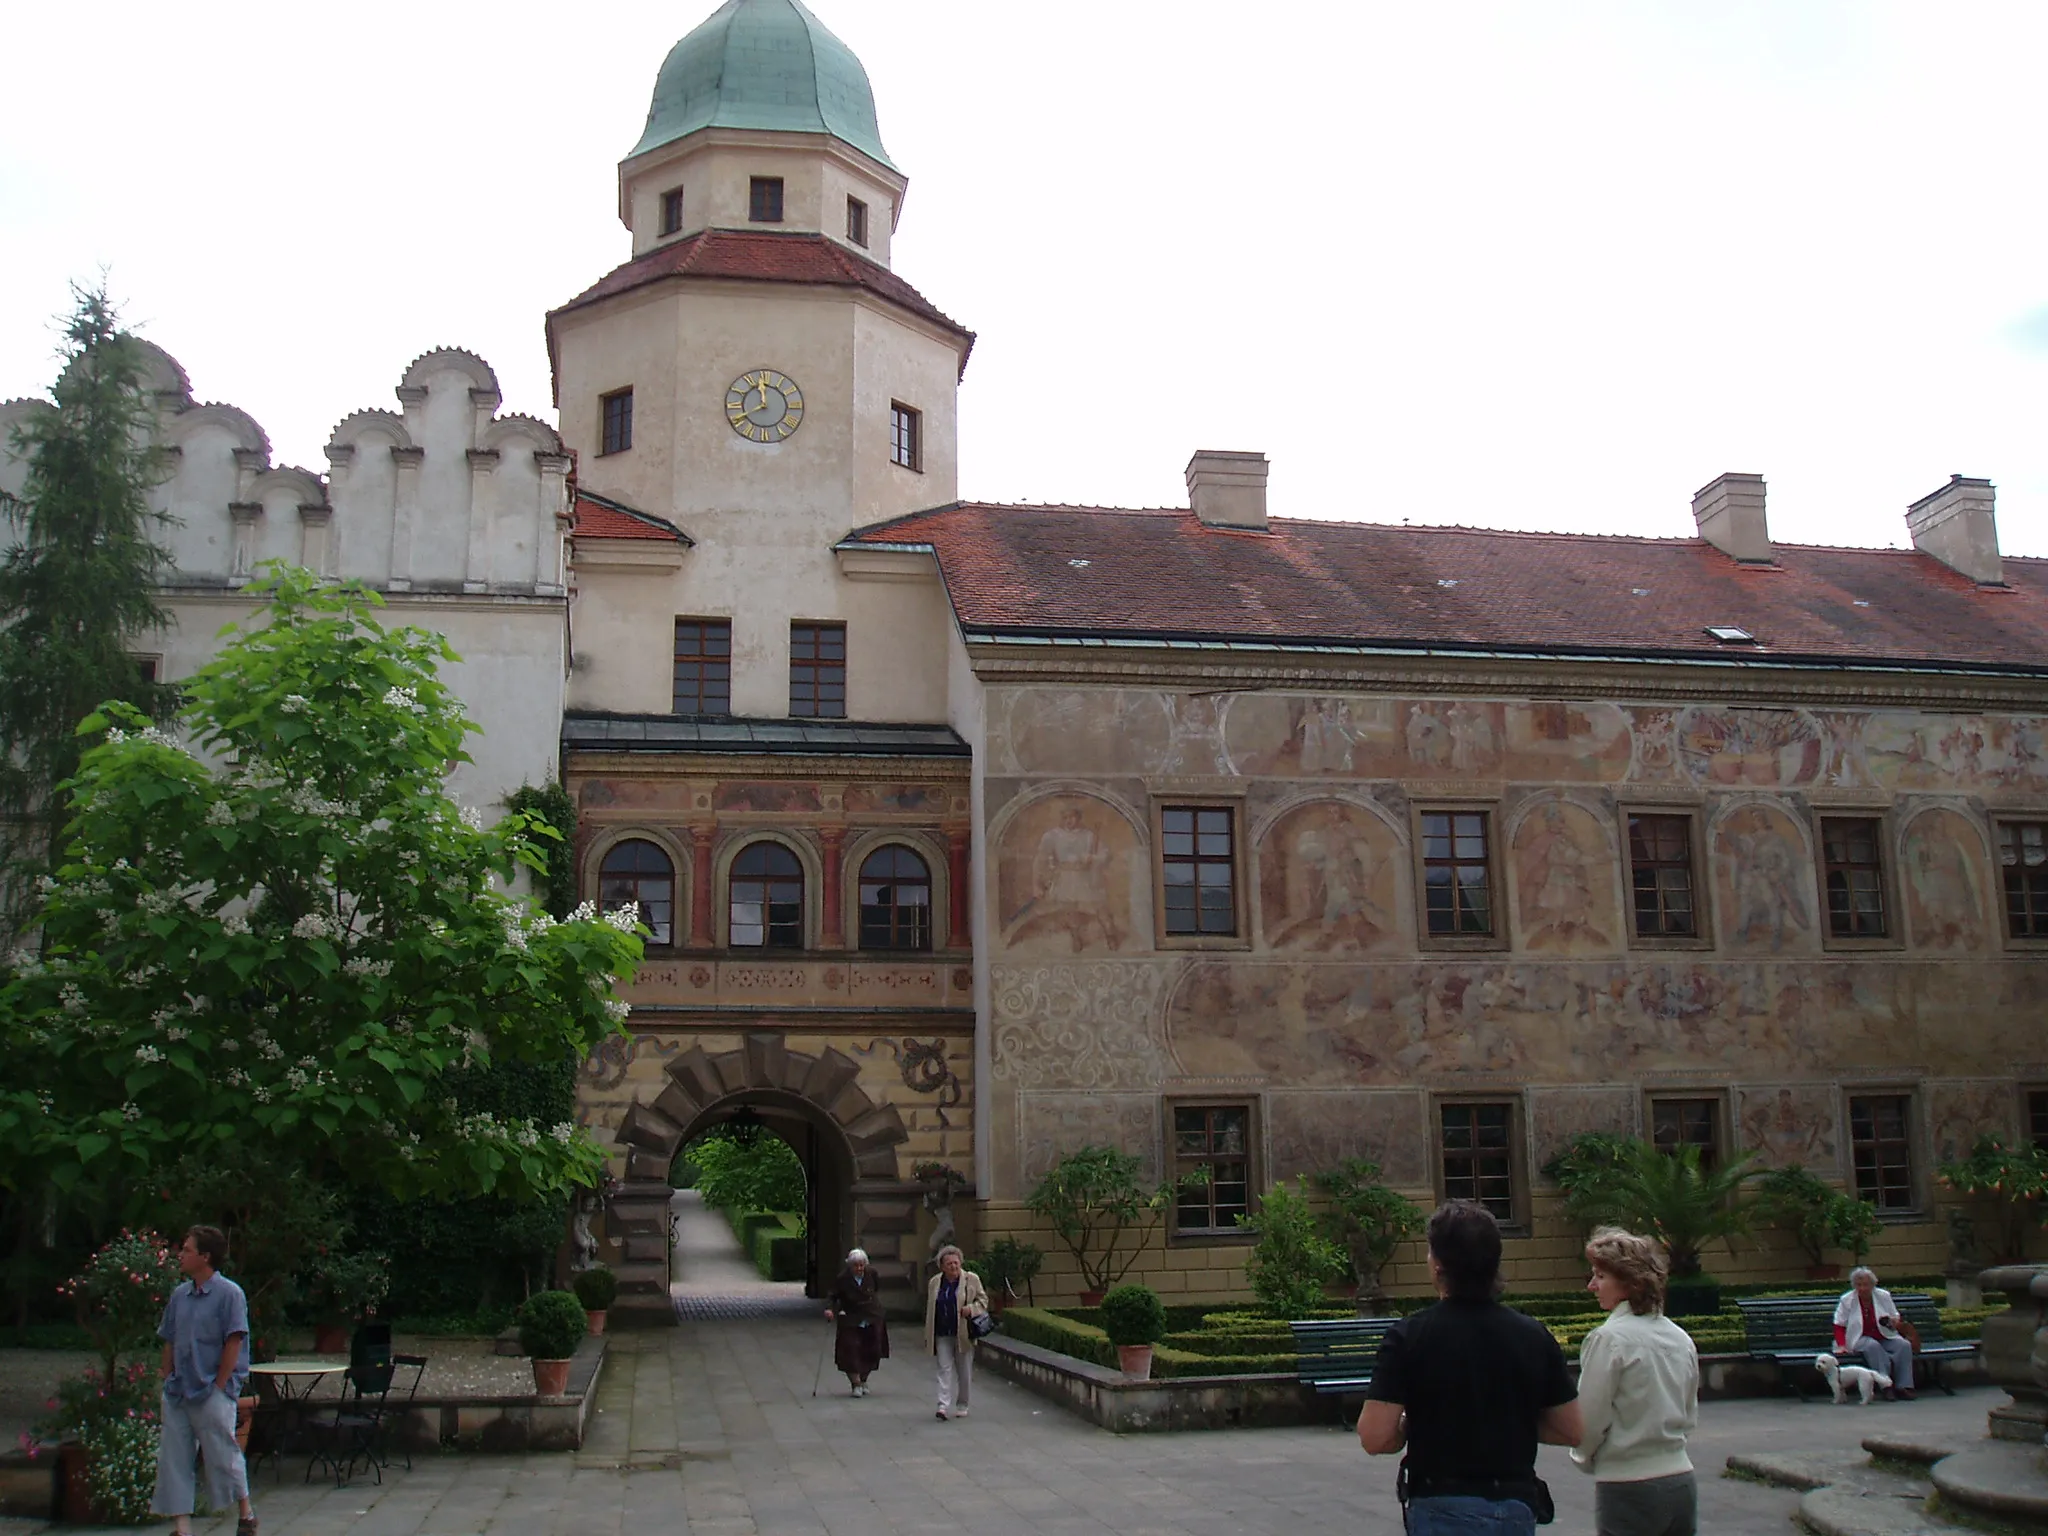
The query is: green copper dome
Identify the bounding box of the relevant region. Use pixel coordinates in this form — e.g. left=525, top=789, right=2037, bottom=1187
left=630, top=0, right=893, bottom=169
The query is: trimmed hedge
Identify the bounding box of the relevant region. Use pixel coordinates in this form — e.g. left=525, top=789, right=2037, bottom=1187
left=746, top=1213, right=805, bottom=1282
left=1000, top=1308, right=1293, bottom=1378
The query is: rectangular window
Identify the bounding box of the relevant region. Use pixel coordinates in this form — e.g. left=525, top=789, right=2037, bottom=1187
left=2028, top=1088, right=2048, bottom=1156
left=1849, top=1094, right=1915, bottom=1211
left=889, top=402, right=922, bottom=471
left=672, top=619, right=732, bottom=715
left=846, top=195, right=868, bottom=247
left=1161, top=806, right=1236, bottom=936
left=749, top=176, right=784, bottom=223
left=1439, top=1102, right=1516, bottom=1222
left=600, top=388, right=633, bottom=456
left=1822, top=817, right=1889, bottom=938
left=1998, top=821, right=2048, bottom=938
left=659, top=186, right=685, bottom=236
left=1627, top=814, right=1697, bottom=938
left=1421, top=810, right=1494, bottom=937
left=788, top=622, right=846, bottom=718
left=1650, top=1097, right=1720, bottom=1169
left=1173, top=1104, right=1251, bottom=1235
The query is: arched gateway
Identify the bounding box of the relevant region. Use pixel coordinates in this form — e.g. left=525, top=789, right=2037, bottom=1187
left=606, top=1033, right=917, bottom=1321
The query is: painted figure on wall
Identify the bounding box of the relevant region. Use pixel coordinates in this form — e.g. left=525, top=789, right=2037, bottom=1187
left=1900, top=808, right=1989, bottom=951
left=1864, top=713, right=2048, bottom=794
left=1679, top=708, right=1823, bottom=787
left=1738, top=1086, right=1838, bottom=1168
left=1260, top=801, right=1402, bottom=952
left=996, top=794, right=1141, bottom=955
left=1716, top=804, right=1815, bottom=953
left=1513, top=801, right=1617, bottom=953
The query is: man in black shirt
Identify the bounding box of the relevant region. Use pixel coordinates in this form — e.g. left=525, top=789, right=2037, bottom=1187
left=1359, top=1200, right=1581, bottom=1535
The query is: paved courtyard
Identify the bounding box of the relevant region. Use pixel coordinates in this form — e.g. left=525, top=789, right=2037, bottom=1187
left=8, top=1312, right=2003, bottom=1536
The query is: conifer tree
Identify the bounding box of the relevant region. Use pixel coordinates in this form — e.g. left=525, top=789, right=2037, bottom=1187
left=0, top=283, right=175, bottom=938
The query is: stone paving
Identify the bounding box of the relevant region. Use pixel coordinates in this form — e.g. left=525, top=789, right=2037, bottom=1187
left=668, top=1192, right=815, bottom=1323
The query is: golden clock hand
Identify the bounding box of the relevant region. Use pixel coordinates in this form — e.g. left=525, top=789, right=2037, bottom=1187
left=755, top=378, right=771, bottom=411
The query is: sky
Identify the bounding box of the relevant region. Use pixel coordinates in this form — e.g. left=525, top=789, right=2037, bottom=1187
left=3, top=1, right=2044, bottom=556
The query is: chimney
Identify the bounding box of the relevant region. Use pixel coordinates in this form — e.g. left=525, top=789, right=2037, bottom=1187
left=1906, top=475, right=2003, bottom=586
left=1692, top=472, right=1772, bottom=564
left=1186, top=450, right=1269, bottom=531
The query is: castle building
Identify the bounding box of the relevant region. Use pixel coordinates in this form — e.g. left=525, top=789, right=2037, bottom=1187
left=563, top=0, right=2048, bottom=1318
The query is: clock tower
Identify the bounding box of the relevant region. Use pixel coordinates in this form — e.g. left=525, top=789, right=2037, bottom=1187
left=554, top=0, right=980, bottom=1320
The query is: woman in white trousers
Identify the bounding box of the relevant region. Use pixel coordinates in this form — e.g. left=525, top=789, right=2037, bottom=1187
left=923, top=1245, right=988, bottom=1420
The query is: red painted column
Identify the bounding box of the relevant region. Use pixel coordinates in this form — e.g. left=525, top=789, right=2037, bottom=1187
left=947, top=826, right=971, bottom=948
left=819, top=827, right=845, bottom=949
left=689, top=824, right=715, bottom=948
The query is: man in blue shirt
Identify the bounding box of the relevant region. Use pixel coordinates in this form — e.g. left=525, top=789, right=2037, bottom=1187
left=151, top=1225, right=258, bottom=1536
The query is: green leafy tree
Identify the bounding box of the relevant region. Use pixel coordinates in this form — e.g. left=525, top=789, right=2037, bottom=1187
left=1025, top=1145, right=1206, bottom=1295
left=1239, top=1178, right=1348, bottom=1316
left=1311, top=1158, right=1425, bottom=1306
left=684, top=1126, right=808, bottom=1215
left=0, top=567, right=640, bottom=1206
left=0, top=283, right=176, bottom=940
left=1551, top=1137, right=1759, bottom=1278
left=504, top=780, right=577, bottom=918
left=1756, top=1164, right=1880, bottom=1269
left=1939, top=1135, right=2048, bottom=1262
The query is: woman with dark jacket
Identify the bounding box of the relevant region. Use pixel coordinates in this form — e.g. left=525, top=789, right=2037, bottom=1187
left=825, top=1247, right=889, bottom=1397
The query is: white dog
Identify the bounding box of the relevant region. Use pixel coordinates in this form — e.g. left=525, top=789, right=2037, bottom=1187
left=1814, top=1352, right=1890, bottom=1405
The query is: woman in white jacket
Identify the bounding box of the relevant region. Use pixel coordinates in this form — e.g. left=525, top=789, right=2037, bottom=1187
left=1571, top=1228, right=1701, bottom=1536
left=1832, top=1268, right=1913, bottom=1399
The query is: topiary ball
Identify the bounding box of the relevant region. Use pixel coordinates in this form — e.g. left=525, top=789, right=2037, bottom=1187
left=1099, top=1283, right=1166, bottom=1347
left=572, top=1266, right=619, bottom=1313
left=516, top=1289, right=588, bottom=1361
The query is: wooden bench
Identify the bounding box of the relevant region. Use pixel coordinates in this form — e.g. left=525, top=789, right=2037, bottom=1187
left=1290, top=1317, right=1398, bottom=1396
left=1734, top=1294, right=1975, bottom=1400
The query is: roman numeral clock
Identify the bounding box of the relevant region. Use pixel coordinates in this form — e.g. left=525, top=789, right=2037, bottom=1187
left=725, top=369, right=804, bottom=443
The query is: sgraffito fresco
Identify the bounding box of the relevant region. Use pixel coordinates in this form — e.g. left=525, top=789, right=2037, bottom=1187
left=1737, top=1084, right=1841, bottom=1171
left=1713, top=802, right=1818, bottom=954
left=1267, top=1092, right=1429, bottom=1186
left=1510, top=798, right=1623, bottom=956
left=1900, top=806, right=1993, bottom=951
left=1258, top=799, right=1406, bottom=952
left=994, top=791, right=1148, bottom=956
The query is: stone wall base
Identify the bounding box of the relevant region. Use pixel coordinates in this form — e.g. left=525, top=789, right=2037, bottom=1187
left=976, top=1334, right=1340, bottom=1432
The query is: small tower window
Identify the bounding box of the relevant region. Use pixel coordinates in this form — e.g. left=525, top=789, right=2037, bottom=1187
left=846, top=195, right=869, bottom=248
left=659, top=186, right=685, bottom=237
left=749, top=177, right=784, bottom=223
left=600, top=388, right=633, bottom=456
left=890, top=402, right=921, bottom=472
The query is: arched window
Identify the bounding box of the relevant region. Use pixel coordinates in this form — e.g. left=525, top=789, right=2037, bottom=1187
left=730, top=842, right=804, bottom=949
left=599, top=838, right=674, bottom=946
left=859, top=845, right=932, bottom=952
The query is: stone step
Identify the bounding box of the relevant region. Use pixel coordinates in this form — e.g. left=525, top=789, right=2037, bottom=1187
left=1928, top=1442, right=2048, bottom=1527
left=1798, top=1485, right=1953, bottom=1536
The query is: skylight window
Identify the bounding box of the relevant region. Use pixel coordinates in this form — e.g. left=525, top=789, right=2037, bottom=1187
left=1704, top=625, right=1758, bottom=644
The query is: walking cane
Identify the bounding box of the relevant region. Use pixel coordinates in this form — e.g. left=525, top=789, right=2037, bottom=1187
left=812, top=1313, right=833, bottom=1397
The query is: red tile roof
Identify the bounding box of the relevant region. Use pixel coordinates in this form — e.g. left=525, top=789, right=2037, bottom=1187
left=843, top=503, right=2048, bottom=673
left=548, top=229, right=975, bottom=376
left=570, top=491, right=688, bottom=543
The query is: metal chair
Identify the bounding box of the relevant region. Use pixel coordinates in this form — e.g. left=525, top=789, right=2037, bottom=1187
left=381, top=1354, right=430, bottom=1472
left=303, top=1356, right=396, bottom=1487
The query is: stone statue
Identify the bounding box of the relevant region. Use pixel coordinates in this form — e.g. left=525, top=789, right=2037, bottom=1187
left=570, top=1191, right=601, bottom=1271
left=918, top=1164, right=965, bottom=1264
left=1946, top=1207, right=1982, bottom=1272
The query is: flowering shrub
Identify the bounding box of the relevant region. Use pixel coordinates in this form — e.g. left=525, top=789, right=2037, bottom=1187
left=0, top=568, right=641, bottom=1206
left=83, top=1414, right=159, bottom=1525
left=28, top=1360, right=159, bottom=1449
left=62, top=1231, right=178, bottom=1381
left=1938, top=1135, right=2048, bottom=1261
left=301, top=1247, right=390, bottom=1322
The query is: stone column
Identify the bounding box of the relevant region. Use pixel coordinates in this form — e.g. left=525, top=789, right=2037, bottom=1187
left=819, top=828, right=845, bottom=949
left=689, top=825, right=715, bottom=948
left=463, top=447, right=499, bottom=593
left=1978, top=1265, right=2048, bottom=1443
left=388, top=444, right=424, bottom=591
left=946, top=826, right=971, bottom=947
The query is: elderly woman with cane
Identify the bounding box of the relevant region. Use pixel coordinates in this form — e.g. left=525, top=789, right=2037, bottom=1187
left=924, top=1245, right=988, bottom=1420
left=824, top=1247, right=888, bottom=1397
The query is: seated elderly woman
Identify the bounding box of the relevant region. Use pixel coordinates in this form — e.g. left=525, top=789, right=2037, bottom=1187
left=1832, top=1267, right=1914, bottom=1401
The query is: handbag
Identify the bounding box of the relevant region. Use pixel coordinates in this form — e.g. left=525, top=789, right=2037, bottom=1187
left=968, top=1309, right=997, bottom=1340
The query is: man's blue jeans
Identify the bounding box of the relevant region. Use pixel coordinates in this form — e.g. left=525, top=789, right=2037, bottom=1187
left=1406, top=1495, right=1537, bottom=1536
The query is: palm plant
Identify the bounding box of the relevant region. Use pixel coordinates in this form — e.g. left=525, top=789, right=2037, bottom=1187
left=1555, top=1138, right=1760, bottom=1278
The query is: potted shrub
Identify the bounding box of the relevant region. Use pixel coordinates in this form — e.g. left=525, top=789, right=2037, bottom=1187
left=1025, top=1145, right=1206, bottom=1305
left=1241, top=1179, right=1348, bottom=1317
left=34, top=1362, right=161, bottom=1524
left=1551, top=1135, right=1758, bottom=1304
left=302, top=1248, right=390, bottom=1353
left=517, top=1290, right=588, bottom=1396
left=1938, top=1135, right=2048, bottom=1263
left=1099, top=1283, right=1167, bottom=1380
left=573, top=1266, right=620, bottom=1335
left=981, top=1237, right=1045, bottom=1313
left=1312, top=1159, right=1425, bottom=1313
left=1758, top=1164, right=1883, bottom=1278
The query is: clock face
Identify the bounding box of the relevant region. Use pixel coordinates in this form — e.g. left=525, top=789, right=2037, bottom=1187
left=725, top=369, right=804, bottom=442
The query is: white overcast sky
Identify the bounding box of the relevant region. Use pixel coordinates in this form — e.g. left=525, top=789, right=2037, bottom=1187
left=4, top=1, right=2044, bottom=556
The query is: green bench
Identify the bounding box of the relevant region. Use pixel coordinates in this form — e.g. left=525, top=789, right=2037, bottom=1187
left=1734, top=1294, right=1974, bottom=1400
left=1291, top=1317, right=1398, bottom=1396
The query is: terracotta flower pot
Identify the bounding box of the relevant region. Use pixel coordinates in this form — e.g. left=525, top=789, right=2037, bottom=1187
left=1078, top=1289, right=1105, bottom=1308
left=1116, top=1344, right=1154, bottom=1381
left=235, top=1395, right=259, bottom=1452
left=59, top=1442, right=94, bottom=1525
left=586, top=1310, right=608, bottom=1337
left=312, top=1323, right=349, bottom=1354
left=532, top=1358, right=572, bottom=1397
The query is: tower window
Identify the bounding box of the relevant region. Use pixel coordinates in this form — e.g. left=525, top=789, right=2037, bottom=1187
left=846, top=195, right=869, bottom=247
left=673, top=619, right=732, bottom=715
left=890, top=402, right=921, bottom=471
left=599, top=839, right=675, bottom=947
left=859, top=845, right=932, bottom=951
left=730, top=842, right=804, bottom=949
left=600, top=388, right=633, bottom=456
left=659, top=186, right=685, bottom=236
left=749, top=177, right=784, bottom=223
left=789, top=622, right=846, bottom=718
